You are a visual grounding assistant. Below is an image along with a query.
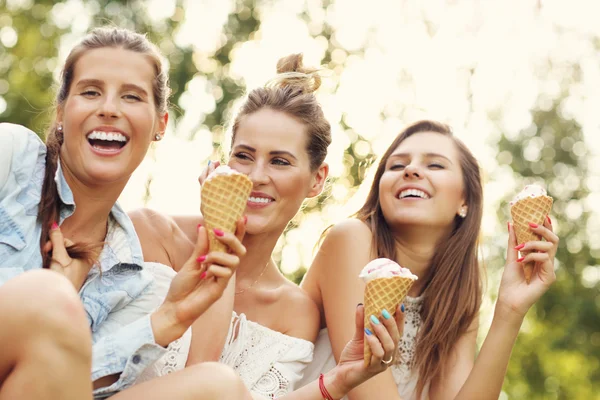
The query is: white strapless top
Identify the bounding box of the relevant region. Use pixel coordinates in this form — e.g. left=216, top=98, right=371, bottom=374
left=219, top=311, right=315, bottom=398
left=299, top=295, right=428, bottom=400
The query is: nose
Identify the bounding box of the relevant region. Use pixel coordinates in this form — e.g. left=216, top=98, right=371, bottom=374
left=96, top=93, right=120, bottom=119
left=247, top=161, right=270, bottom=187
left=404, top=164, right=422, bottom=179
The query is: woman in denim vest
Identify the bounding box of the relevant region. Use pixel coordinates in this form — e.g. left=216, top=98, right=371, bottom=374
left=0, top=27, right=252, bottom=400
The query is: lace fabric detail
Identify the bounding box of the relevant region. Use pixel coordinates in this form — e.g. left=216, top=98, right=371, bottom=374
left=136, top=328, right=192, bottom=383
left=391, top=295, right=423, bottom=388
left=219, top=312, right=314, bottom=398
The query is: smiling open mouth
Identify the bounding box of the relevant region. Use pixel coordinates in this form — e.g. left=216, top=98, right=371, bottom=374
left=87, top=131, right=128, bottom=151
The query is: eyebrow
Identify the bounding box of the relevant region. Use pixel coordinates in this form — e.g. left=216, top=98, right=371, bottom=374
left=234, top=144, right=298, bottom=161
left=389, top=152, right=453, bottom=164
left=75, top=79, right=149, bottom=97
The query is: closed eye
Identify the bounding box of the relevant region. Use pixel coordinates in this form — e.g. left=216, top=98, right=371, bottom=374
left=428, top=163, right=445, bottom=169
left=81, top=90, right=100, bottom=97
left=123, top=94, right=142, bottom=101
left=389, top=164, right=405, bottom=170
left=233, top=152, right=253, bottom=161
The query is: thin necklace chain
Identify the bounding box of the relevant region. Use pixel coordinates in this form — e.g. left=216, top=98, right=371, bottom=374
left=235, top=260, right=270, bottom=295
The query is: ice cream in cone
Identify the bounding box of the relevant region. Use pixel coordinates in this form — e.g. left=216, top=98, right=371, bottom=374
left=201, top=165, right=252, bottom=253
left=359, top=258, right=417, bottom=365
left=509, top=184, right=553, bottom=283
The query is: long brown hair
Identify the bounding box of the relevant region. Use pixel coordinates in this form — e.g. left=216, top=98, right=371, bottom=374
left=354, top=120, right=483, bottom=396
left=231, top=53, right=331, bottom=171
left=39, top=27, right=170, bottom=268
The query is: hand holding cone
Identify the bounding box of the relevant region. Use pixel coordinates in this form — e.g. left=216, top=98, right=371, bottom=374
left=359, top=258, right=417, bottom=365
left=201, top=166, right=252, bottom=254
left=509, top=185, right=553, bottom=283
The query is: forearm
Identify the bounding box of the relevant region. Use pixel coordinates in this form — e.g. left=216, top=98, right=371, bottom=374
left=455, top=305, right=524, bottom=400
left=279, top=368, right=345, bottom=400
left=187, top=276, right=236, bottom=364
left=346, top=371, right=402, bottom=400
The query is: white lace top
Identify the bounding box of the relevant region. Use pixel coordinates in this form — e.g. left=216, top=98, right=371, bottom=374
left=299, top=296, right=428, bottom=400
left=219, top=311, right=315, bottom=398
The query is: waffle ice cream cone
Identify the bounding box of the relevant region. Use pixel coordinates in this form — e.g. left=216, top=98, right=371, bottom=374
left=201, top=166, right=252, bottom=253
left=509, top=185, right=553, bottom=283
left=360, top=259, right=417, bottom=365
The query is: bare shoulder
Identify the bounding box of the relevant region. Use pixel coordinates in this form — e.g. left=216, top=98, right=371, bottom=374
left=128, top=208, right=194, bottom=269
left=277, top=281, right=320, bottom=342
left=316, top=218, right=374, bottom=271
left=326, top=218, right=372, bottom=242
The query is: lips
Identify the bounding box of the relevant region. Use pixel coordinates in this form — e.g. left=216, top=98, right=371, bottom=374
left=247, top=191, right=275, bottom=208
left=86, top=129, right=129, bottom=154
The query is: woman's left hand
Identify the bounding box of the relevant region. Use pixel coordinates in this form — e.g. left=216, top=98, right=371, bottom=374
left=497, top=216, right=559, bottom=319
left=326, top=303, right=404, bottom=398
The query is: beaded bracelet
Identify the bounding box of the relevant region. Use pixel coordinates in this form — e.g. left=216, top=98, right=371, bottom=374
left=319, top=373, right=335, bottom=400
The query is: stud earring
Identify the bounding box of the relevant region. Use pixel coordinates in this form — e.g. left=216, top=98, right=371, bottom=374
left=154, top=133, right=162, bottom=141
left=459, top=207, right=467, bottom=218
left=57, top=124, right=63, bottom=132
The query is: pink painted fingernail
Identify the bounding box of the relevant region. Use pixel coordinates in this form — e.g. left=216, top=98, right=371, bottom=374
left=547, top=215, right=551, bottom=225
left=528, top=222, right=538, bottom=228
left=214, top=228, right=224, bottom=237
left=517, top=256, right=525, bottom=262
left=507, top=222, right=511, bottom=232
left=197, top=223, right=202, bottom=230
left=196, top=255, right=206, bottom=263
left=199, top=271, right=207, bottom=279
left=514, top=243, right=525, bottom=251
left=51, top=222, right=59, bottom=230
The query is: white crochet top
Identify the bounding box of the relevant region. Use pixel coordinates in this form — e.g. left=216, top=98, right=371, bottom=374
left=219, top=311, right=315, bottom=398
left=299, top=295, right=428, bottom=400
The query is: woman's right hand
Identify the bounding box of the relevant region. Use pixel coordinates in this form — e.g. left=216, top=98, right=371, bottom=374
left=152, top=219, right=246, bottom=346
left=325, top=303, right=404, bottom=398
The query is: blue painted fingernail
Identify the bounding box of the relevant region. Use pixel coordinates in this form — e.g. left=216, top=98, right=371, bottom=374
left=401, top=304, right=405, bottom=313
left=370, top=315, right=380, bottom=325
left=382, top=309, right=391, bottom=320
left=364, top=328, right=373, bottom=336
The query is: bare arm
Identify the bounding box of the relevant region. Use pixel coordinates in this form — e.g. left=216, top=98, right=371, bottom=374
left=172, top=214, right=236, bottom=363
left=129, top=210, right=237, bottom=362
left=432, top=218, right=558, bottom=400
left=307, top=219, right=403, bottom=400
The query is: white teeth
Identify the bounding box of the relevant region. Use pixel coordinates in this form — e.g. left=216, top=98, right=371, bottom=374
left=87, top=131, right=127, bottom=142
left=398, top=189, right=430, bottom=199
left=248, top=197, right=272, bottom=203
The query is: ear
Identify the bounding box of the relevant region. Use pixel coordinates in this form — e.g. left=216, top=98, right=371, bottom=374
left=56, top=106, right=64, bottom=127
left=307, top=162, right=329, bottom=198
left=155, top=112, right=169, bottom=140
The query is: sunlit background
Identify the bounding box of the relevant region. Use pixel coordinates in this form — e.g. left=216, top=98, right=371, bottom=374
left=2, top=0, right=599, bottom=398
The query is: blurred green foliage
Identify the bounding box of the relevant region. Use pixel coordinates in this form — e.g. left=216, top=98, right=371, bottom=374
left=1, top=0, right=597, bottom=398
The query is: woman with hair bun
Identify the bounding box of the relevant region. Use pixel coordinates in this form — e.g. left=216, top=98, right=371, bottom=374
left=131, top=53, right=403, bottom=399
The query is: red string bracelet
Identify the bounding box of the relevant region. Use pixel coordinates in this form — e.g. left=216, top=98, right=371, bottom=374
left=319, top=373, right=335, bottom=400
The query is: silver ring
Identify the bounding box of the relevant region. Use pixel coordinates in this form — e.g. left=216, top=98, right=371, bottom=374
left=381, top=355, right=393, bottom=365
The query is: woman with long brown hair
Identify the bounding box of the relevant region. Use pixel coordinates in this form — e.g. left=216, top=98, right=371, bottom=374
left=0, top=26, right=252, bottom=399
left=300, top=120, right=559, bottom=399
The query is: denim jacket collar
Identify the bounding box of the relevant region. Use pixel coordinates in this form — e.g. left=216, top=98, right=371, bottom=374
left=54, top=160, right=144, bottom=272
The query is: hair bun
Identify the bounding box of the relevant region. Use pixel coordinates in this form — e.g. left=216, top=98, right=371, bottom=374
left=268, top=53, right=321, bottom=93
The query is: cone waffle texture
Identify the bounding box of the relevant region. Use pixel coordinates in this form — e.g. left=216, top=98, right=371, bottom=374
left=363, top=276, right=415, bottom=365
left=201, top=173, right=252, bottom=253
left=510, top=195, right=553, bottom=282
